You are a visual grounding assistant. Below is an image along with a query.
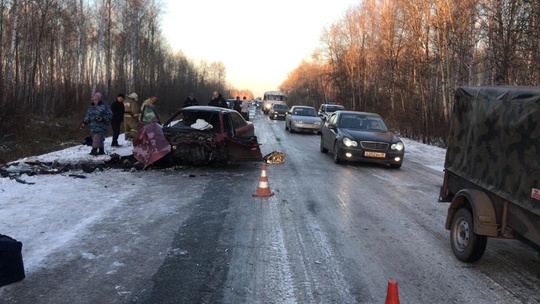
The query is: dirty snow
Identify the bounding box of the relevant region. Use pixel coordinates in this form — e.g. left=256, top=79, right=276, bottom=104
left=0, top=135, right=446, bottom=275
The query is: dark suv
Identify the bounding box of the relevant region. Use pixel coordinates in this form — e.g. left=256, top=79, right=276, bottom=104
left=318, top=104, right=345, bottom=121
left=269, top=104, right=289, bottom=120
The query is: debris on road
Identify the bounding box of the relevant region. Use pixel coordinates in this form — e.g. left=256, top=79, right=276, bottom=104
left=263, top=151, right=285, bottom=164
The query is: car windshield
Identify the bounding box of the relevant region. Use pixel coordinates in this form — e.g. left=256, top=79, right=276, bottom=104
left=327, top=105, right=344, bottom=112
left=292, top=107, right=317, bottom=116
left=338, top=114, right=389, bottom=131
left=267, top=95, right=285, bottom=101
left=166, top=110, right=220, bottom=131
left=273, top=104, right=288, bottom=110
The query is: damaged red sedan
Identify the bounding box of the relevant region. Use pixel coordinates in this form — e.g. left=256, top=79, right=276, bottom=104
left=133, top=106, right=263, bottom=167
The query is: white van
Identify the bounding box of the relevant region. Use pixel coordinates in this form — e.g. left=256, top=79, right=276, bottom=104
left=262, top=91, right=287, bottom=115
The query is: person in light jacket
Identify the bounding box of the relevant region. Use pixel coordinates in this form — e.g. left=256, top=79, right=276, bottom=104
left=123, top=92, right=140, bottom=140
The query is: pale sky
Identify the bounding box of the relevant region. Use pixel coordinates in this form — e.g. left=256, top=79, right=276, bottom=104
left=161, top=0, right=359, bottom=98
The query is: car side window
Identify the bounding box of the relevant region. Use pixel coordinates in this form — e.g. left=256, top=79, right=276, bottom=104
left=222, top=113, right=232, bottom=134
left=230, top=112, right=246, bottom=130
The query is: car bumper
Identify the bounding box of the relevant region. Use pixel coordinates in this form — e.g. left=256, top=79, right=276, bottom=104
left=336, top=146, right=404, bottom=165
left=291, top=122, right=322, bottom=132
left=271, top=113, right=286, bottom=119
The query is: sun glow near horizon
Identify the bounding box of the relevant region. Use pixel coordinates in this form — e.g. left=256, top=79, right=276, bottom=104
left=161, top=0, right=359, bottom=97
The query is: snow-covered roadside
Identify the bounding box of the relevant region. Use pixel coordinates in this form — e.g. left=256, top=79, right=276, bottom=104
left=0, top=134, right=448, bottom=276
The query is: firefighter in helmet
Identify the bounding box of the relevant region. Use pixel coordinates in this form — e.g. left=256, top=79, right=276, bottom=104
left=123, top=92, right=140, bottom=140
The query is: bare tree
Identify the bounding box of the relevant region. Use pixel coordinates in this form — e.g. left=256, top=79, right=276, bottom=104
left=4, top=0, right=20, bottom=97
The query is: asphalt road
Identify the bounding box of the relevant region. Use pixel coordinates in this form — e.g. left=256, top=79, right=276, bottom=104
left=1, top=109, right=540, bottom=303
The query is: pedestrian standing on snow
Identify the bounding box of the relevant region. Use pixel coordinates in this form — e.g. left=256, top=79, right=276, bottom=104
left=82, top=92, right=113, bottom=156
left=110, top=93, right=125, bottom=147
left=123, top=92, right=140, bottom=141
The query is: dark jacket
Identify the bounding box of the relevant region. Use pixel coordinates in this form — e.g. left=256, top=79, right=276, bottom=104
left=183, top=97, right=198, bottom=108
left=233, top=99, right=241, bottom=112
left=83, top=100, right=113, bottom=135
left=111, top=100, right=125, bottom=121
left=209, top=94, right=228, bottom=108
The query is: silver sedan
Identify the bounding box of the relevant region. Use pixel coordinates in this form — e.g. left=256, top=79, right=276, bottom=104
left=285, top=106, right=323, bottom=134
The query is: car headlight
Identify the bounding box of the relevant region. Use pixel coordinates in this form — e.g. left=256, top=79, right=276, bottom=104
left=391, top=142, right=404, bottom=151
left=343, top=137, right=357, bottom=147
left=314, top=121, right=321, bottom=125
left=293, top=120, right=302, bottom=124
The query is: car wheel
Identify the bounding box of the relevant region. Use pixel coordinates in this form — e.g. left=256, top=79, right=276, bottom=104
left=333, top=142, right=341, bottom=164
left=450, top=208, right=488, bottom=262
left=390, top=163, right=402, bottom=169
left=320, top=137, right=328, bottom=153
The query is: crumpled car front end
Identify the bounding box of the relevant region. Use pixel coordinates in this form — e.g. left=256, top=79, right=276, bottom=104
left=134, top=106, right=263, bottom=167
left=164, top=128, right=228, bottom=165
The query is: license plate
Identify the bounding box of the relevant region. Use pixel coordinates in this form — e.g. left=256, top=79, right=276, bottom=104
left=364, top=151, right=386, bottom=158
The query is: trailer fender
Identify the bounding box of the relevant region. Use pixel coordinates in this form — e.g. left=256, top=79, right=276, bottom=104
left=445, top=189, right=499, bottom=237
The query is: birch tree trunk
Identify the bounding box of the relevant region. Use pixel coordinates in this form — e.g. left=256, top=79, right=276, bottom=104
left=92, top=0, right=106, bottom=94
left=5, top=0, right=20, bottom=96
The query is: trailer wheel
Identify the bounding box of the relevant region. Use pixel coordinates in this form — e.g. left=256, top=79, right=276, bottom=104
left=450, top=208, right=487, bottom=262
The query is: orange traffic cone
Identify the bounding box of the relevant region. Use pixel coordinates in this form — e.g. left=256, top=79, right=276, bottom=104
left=253, top=163, right=274, bottom=197
left=385, top=280, right=400, bottom=304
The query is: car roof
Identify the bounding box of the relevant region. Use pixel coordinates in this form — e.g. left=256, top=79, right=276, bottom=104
left=181, top=105, right=237, bottom=113
left=335, top=110, right=382, bottom=117
left=291, top=105, right=316, bottom=109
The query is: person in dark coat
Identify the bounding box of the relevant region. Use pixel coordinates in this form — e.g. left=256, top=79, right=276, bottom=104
left=233, top=96, right=242, bottom=112
left=82, top=92, right=113, bottom=156
left=183, top=93, right=198, bottom=108
left=208, top=91, right=228, bottom=108
left=110, top=93, right=125, bottom=146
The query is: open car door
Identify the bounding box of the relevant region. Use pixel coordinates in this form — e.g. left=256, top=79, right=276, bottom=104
left=132, top=122, right=171, bottom=168
left=225, top=136, right=263, bottom=162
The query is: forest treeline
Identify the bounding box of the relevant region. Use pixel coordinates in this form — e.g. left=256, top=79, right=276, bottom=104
left=0, top=0, right=248, bottom=148
left=2, top=0, right=539, bottom=157
left=281, top=0, right=540, bottom=145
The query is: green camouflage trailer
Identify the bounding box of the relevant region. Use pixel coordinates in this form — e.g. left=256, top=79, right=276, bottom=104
left=446, top=86, right=540, bottom=216
left=441, top=86, right=540, bottom=262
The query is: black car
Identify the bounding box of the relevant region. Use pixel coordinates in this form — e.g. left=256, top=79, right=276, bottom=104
left=269, top=103, right=289, bottom=120
left=319, top=111, right=404, bottom=168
